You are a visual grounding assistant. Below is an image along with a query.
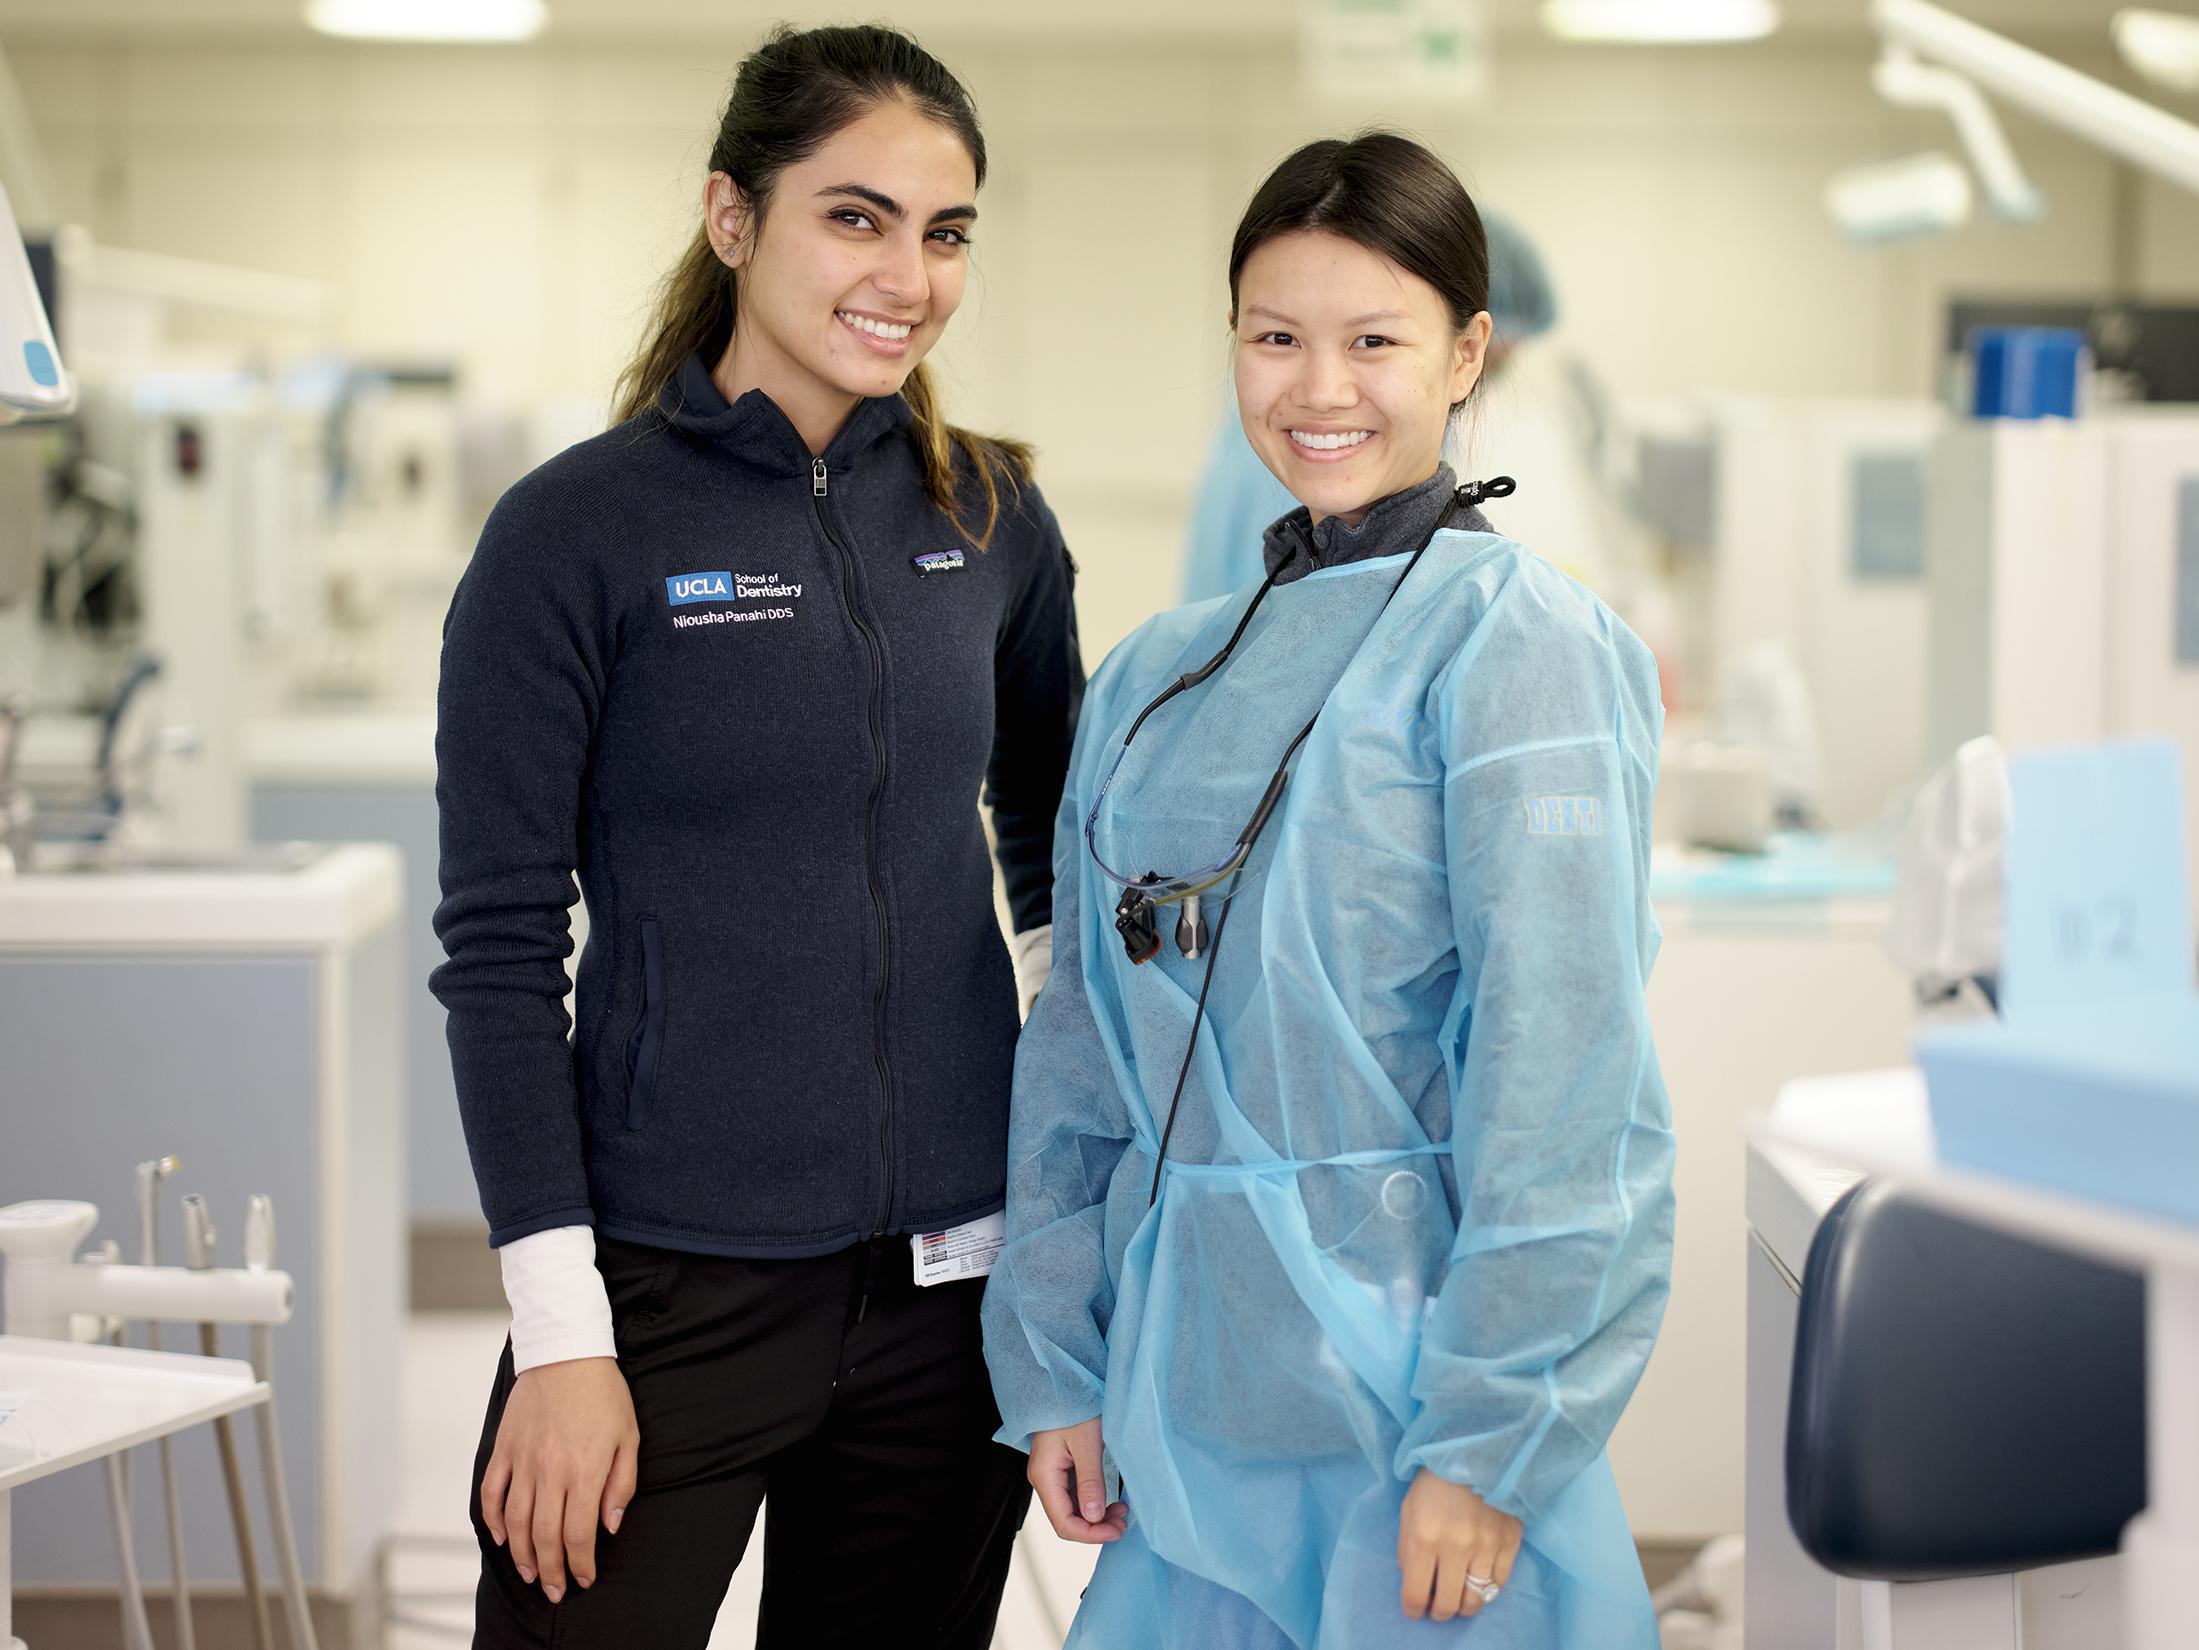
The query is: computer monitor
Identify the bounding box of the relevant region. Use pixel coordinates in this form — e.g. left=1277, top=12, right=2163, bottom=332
left=0, top=179, right=71, bottom=421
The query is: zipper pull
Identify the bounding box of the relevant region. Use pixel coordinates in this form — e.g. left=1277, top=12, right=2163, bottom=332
left=812, top=458, right=828, bottom=497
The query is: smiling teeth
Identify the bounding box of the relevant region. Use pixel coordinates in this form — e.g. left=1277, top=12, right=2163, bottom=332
left=1290, top=430, right=1373, bottom=450
left=838, top=312, right=913, bottom=340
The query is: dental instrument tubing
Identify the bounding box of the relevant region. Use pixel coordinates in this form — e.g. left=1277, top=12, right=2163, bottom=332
left=137, top=1156, right=194, bottom=1650
left=250, top=1324, right=319, bottom=1650
left=184, top=1193, right=274, bottom=1650
left=101, top=1455, right=159, bottom=1650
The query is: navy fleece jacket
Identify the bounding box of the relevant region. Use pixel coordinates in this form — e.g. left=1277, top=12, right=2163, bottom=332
left=431, top=351, right=1084, bottom=1254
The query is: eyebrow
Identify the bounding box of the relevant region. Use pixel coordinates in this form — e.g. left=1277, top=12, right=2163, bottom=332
left=1243, top=305, right=1412, bottom=328
left=817, top=183, right=978, bottom=226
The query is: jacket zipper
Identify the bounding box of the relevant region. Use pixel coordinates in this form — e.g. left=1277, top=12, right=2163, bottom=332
left=813, top=456, right=897, bottom=1238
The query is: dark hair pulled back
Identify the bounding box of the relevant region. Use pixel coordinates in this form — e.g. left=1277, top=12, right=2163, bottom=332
left=614, top=24, right=1030, bottom=547
left=1229, top=131, right=1490, bottom=401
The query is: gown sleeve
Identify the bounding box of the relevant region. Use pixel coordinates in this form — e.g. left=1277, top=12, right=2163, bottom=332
left=1393, top=574, right=1678, bottom=1525
left=981, top=748, right=1138, bottom=1453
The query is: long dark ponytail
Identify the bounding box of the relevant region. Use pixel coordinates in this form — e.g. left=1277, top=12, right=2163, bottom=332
left=613, top=24, right=1031, bottom=547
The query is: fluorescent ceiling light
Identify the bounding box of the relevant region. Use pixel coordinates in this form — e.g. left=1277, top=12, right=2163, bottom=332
left=1541, top=0, right=1779, bottom=42
left=305, top=0, right=546, bottom=42
left=2114, top=9, right=2199, bottom=93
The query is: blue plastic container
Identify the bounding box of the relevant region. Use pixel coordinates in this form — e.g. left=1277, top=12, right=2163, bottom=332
left=1920, top=1000, right=2199, bottom=1226
left=1969, top=326, right=2085, bottom=420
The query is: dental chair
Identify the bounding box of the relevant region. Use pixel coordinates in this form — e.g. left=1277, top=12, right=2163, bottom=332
left=1782, top=1177, right=2146, bottom=1648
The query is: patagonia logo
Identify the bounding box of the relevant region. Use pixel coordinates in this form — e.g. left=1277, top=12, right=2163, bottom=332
left=911, top=550, right=967, bottom=576
left=666, top=571, right=734, bottom=606
left=1524, top=796, right=1604, bottom=838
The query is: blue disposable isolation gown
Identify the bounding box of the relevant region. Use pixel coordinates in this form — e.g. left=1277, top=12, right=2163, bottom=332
left=981, top=528, right=1675, bottom=1649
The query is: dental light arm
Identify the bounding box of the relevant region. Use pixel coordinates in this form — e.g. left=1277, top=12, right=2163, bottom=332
left=1872, top=47, right=2042, bottom=220
left=1874, top=0, right=2199, bottom=200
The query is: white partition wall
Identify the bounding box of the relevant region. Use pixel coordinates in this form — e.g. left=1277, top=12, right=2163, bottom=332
left=1929, top=412, right=2199, bottom=908
left=1927, top=419, right=2113, bottom=763
left=1795, top=402, right=1940, bottom=830
left=2102, top=413, right=2199, bottom=907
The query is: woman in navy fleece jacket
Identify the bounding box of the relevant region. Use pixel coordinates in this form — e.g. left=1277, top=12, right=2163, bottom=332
left=431, top=25, right=1080, bottom=1647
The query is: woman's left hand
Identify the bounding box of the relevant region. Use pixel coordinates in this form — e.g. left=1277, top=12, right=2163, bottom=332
left=1398, top=1468, right=1522, bottom=1623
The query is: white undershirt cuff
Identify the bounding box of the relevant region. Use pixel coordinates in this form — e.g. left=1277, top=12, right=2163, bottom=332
left=500, top=1223, right=617, bottom=1374
left=1011, top=923, right=1054, bottom=1018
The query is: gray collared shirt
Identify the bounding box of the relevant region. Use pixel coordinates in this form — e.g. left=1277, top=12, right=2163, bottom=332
left=1258, top=464, right=1496, bottom=589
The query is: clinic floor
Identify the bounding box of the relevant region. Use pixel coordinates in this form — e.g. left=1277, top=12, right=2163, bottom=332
left=384, top=1313, right=1097, bottom=1650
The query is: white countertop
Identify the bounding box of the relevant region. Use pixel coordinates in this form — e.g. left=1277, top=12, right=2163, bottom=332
left=247, top=710, right=437, bottom=787
left=0, top=1336, right=266, bottom=1493
left=1650, top=836, right=1897, bottom=938
left=1657, top=895, right=1894, bottom=938
left=1754, top=1066, right=2199, bottom=1279
left=1746, top=1068, right=1929, bottom=1279
left=0, top=841, right=402, bottom=951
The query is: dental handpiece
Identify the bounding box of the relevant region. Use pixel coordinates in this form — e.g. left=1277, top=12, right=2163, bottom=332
left=180, top=1195, right=214, bottom=1272
left=134, top=1156, right=179, bottom=1268
left=244, top=1194, right=275, bottom=1271
left=182, top=1195, right=273, bottom=1650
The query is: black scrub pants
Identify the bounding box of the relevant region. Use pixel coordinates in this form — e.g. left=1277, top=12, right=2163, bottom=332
left=469, top=1233, right=1032, bottom=1648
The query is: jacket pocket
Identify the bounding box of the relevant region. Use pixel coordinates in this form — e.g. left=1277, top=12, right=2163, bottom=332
left=622, top=915, right=667, bottom=1131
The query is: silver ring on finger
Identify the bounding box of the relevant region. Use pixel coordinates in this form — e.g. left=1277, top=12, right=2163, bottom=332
left=1466, top=1575, right=1502, bottom=1605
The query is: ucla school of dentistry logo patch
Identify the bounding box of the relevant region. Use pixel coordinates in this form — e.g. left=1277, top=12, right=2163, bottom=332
left=667, top=571, right=733, bottom=605
left=664, top=569, right=805, bottom=631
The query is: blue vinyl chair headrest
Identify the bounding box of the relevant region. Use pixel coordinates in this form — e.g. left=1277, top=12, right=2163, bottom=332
left=1786, top=1177, right=2146, bottom=1580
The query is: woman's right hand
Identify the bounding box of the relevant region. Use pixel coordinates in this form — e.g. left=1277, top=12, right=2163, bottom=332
left=1028, top=1417, right=1129, bottom=1543
left=480, top=1356, right=640, bottom=1601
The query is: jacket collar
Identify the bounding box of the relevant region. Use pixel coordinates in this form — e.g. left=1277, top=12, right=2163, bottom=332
left=656, top=349, right=914, bottom=478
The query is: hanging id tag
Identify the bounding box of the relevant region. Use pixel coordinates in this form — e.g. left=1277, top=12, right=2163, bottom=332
left=911, top=1210, right=1006, bottom=1286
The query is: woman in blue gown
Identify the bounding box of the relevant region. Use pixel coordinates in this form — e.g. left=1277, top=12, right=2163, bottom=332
left=981, top=132, right=1675, bottom=1648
